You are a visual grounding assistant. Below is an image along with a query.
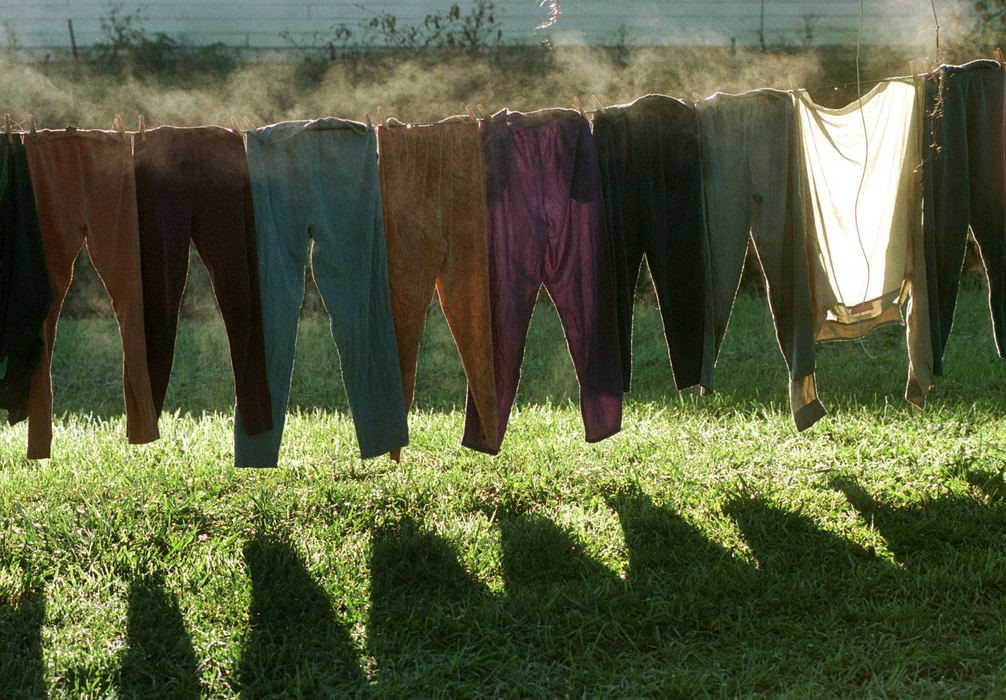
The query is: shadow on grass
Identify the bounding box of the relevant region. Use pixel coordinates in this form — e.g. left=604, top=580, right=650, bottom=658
left=366, top=499, right=757, bottom=695
left=366, top=480, right=1006, bottom=694
left=118, top=572, right=200, bottom=699
left=0, top=578, right=45, bottom=699
left=830, top=472, right=1006, bottom=567
left=237, top=533, right=365, bottom=698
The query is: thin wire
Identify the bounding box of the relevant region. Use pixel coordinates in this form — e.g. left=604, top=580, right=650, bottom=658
left=930, top=0, right=941, bottom=62
left=852, top=0, right=876, bottom=357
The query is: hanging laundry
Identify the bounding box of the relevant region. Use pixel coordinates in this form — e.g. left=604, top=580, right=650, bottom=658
left=0, top=133, right=52, bottom=423
left=922, top=60, right=1006, bottom=378
left=593, top=94, right=707, bottom=392
left=697, top=89, right=826, bottom=431
left=377, top=117, right=497, bottom=459
left=133, top=126, right=272, bottom=434
left=794, top=79, right=933, bottom=405
left=462, top=108, right=622, bottom=454
left=233, top=118, right=408, bottom=467
left=23, top=128, right=159, bottom=458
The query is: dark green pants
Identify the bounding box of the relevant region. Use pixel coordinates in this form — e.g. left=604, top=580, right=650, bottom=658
left=923, top=60, right=1006, bottom=375
left=593, top=95, right=707, bottom=392
left=0, top=134, right=52, bottom=422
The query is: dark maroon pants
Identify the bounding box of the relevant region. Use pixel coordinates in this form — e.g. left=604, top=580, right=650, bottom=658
left=133, top=126, right=272, bottom=434
left=462, top=109, right=622, bottom=454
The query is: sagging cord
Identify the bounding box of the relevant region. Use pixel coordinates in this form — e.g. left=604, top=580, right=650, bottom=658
left=852, top=0, right=875, bottom=359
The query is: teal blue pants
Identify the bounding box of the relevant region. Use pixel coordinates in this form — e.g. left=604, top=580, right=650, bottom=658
left=234, top=119, right=408, bottom=466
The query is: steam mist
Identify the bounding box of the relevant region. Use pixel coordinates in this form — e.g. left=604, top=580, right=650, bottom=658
left=0, top=3, right=993, bottom=132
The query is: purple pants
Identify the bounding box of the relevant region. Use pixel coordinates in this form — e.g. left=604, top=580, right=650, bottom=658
left=462, top=109, right=622, bottom=454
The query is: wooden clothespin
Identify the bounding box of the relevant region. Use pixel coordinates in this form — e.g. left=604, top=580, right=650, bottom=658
left=229, top=115, right=242, bottom=134
left=572, top=95, right=585, bottom=116
left=365, top=113, right=373, bottom=129
left=243, top=115, right=256, bottom=131
left=465, top=104, right=477, bottom=120
left=787, top=75, right=799, bottom=94
left=376, top=105, right=388, bottom=126
left=476, top=103, right=490, bottom=119
left=909, top=60, right=921, bottom=90
left=29, top=118, right=37, bottom=135
left=4, top=114, right=12, bottom=145
left=996, top=47, right=1005, bottom=70
left=138, top=114, right=147, bottom=141
left=591, top=95, right=604, bottom=115
left=114, top=114, right=125, bottom=139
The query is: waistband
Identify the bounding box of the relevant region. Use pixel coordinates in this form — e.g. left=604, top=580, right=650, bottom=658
left=24, top=127, right=129, bottom=145
left=595, top=93, right=693, bottom=121
left=487, top=107, right=586, bottom=128
left=701, top=87, right=793, bottom=105
left=938, top=59, right=1003, bottom=78
left=377, top=115, right=479, bottom=132
left=248, top=117, right=371, bottom=144
left=132, top=125, right=242, bottom=141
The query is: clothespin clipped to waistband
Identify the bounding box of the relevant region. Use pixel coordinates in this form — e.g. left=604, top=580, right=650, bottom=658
left=242, top=115, right=256, bottom=131
left=138, top=114, right=146, bottom=141
left=787, top=75, right=799, bottom=95
left=465, top=104, right=477, bottom=120
left=30, top=117, right=37, bottom=135
left=229, top=114, right=242, bottom=134
left=591, top=95, right=604, bottom=115
left=572, top=95, right=585, bottom=116
left=114, top=114, right=126, bottom=140
left=4, top=114, right=12, bottom=145
left=376, top=105, right=388, bottom=126
left=996, top=47, right=1005, bottom=70
left=365, top=113, right=373, bottom=129
left=476, top=104, right=490, bottom=119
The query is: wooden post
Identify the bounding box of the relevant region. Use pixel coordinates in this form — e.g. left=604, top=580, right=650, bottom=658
left=67, top=19, right=78, bottom=63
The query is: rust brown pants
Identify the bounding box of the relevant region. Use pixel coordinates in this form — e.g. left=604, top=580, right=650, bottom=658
left=378, top=118, right=497, bottom=457
left=24, top=129, right=159, bottom=458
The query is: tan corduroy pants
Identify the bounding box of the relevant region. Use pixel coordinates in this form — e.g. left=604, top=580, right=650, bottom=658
left=377, top=118, right=497, bottom=458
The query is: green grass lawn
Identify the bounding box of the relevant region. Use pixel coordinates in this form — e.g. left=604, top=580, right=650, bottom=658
left=2, top=285, right=1006, bottom=698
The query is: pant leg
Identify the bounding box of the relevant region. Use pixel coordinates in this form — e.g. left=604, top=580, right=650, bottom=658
left=23, top=133, right=86, bottom=458
left=697, top=96, right=757, bottom=389
left=540, top=115, right=622, bottom=443
left=593, top=110, right=642, bottom=392
left=186, top=128, right=272, bottom=434
left=308, top=124, right=408, bottom=459
left=963, top=67, right=1006, bottom=357
left=635, top=96, right=707, bottom=390
left=378, top=124, right=448, bottom=462
left=0, top=134, right=52, bottom=421
left=79, top=136, right=160, bottom=445
left=923, top=69, right=973, bottom=376
left=134, top=128, right=197, bottom=418
left=234, top=128, right=310, bottom=468
left=462, top=116, right=546, bottom=454
left=435, top=122, right=498, bottom=448
left=744, top=91, right=824, bottom=431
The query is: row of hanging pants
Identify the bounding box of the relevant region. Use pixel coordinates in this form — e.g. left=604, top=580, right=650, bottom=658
left=2, top=59, right=1003, bottom=462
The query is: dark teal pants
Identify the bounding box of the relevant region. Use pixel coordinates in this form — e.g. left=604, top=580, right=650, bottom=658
left=234, top=119, right=408, bottom=466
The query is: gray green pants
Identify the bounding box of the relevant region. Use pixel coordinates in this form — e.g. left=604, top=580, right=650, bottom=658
left=697, top=89, right=825, bottom=431
left=234, top=119, right=408, bottom=466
